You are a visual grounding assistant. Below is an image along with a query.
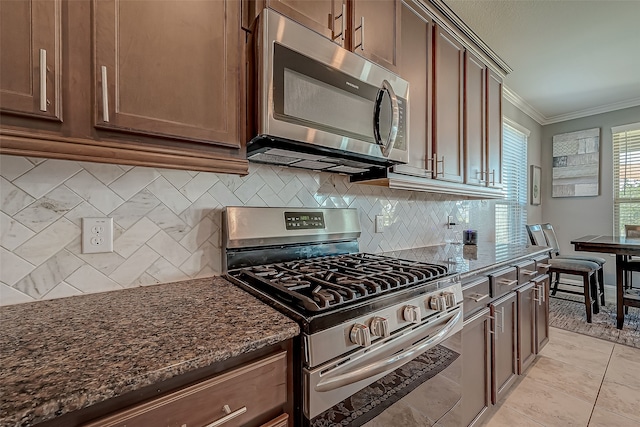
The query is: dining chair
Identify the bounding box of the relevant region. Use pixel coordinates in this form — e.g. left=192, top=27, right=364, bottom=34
left=526, top=224, right=601, bottom=323
left=540, top=223, right=605, bottom=306
left=623, top=225, right=640, bottom=313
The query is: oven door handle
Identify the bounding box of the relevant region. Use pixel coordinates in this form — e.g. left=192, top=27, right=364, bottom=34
left=315, top=309, right=462, bottom=392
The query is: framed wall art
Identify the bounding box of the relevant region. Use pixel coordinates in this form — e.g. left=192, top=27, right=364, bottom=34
left=552, top=128, right=600, bottom=197
left=530, top=165, right=541, bottom=205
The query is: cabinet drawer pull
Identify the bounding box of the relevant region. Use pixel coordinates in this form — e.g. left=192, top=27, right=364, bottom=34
left=39, top=49, right=47, bottom=112
left=430, top=155, right=445, bottom=177
left=468, top=292, right=489, bottom=302
left=533, top=286, right=541, bottom=306
left=332, top=3, right=346, bottom=43
left=101, top=65, right=110, bottom=122
left=354, top=16, right=364, bottom=50
left=489, top=169, right=496, bottom=186
left=205, top=405, right=247, bottom=427
left=498, top=278, right=518, bottom=287
left=538, top=283, right=545, bottom=303
left=537, top=263, right=551, bottom=269
left=521, top=269, right=538, bottom=277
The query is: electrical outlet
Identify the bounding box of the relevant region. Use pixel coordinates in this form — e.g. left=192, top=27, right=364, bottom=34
left=375, top=215, right=384, bottom=233
left=82, top=218, right=114, bottom=254
left=447, top=215, right=455, bottom=229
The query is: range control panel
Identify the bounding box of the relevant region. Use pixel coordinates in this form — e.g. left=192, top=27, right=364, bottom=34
left=284, top=212, right=325, bottom=230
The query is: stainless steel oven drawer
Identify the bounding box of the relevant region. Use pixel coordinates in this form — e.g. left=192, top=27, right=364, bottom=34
left=488, top=267, right=518, bottom=298
left=462, top=276, right=490, bottom=318
left=514, top=260, right=537, bottom=285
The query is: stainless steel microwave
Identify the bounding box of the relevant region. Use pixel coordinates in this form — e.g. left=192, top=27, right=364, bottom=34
left=247, top=9, right=409, bottom=175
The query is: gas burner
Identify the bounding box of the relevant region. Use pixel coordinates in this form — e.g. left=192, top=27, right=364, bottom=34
left=250, top=266, right=281, bottom=278
left=274, top=277, right=311, bottom=291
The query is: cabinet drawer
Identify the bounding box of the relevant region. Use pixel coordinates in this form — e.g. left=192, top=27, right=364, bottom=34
left=533, top=256, right=551, bottom=276
left=462, top=277, right=490, bottom=318
left=84, top=351, right=287, bottom=427
left=514, top=260, right=537, bottom=285
left=488, top=267, right=518, bottom=298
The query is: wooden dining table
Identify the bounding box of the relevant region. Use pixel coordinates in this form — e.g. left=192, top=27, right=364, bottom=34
left=571, top=235, right=640, bottom=329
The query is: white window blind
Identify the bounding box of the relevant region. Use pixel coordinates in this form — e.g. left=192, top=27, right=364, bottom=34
left=613, top=123, right=640, bottom=236
left=496, top=123, right=528, bottom=246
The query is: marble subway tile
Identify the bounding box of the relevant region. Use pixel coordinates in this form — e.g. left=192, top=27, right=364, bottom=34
left=146, top=204, right=191, bottom=241
left=0, top=177, right=36, bottom=216
left=179, top=241, right=215, bottom=277
left=146, top=257, right=186, bottom=283
left=208, top=181, right=242, bottom=207
left=65, top=171, right=125, bottom=215
left=114, top=217, right=161, bottom=258
left=147, top=230, right=191, bottom=267
left=0, top=211, right=35, bottom=251
left=0, top=283, right=34, bottom=306
left=179, top=217, right=215, bottom=253
left=0, top=247, right=34, bottom=286
left=145, top=176, right=191, bottom=215
left=66, top=265, right=123, bottom=293
left=14, top=218, right=80, bottom=266
left=12, top=159, right=81, bottom=198
left=41, top=282, right=83, bottom=300
left=79, top=162, right=125, bottom=185
left=110, top=189, right=161, bottom=229
left=13, top=186, right=83, bottom=232
left=13, top=250, right=84, bottom=299
left=109, top=245, right=160, bottom=286
left=234, top=174, right=266, bottom=204
left=157, top=168, right=193, bottom=189
left=179, top=172, right=218, bottom=202
left=0, top=155, right=35, bottom=181
left=65, top=237, right=126, bottom=276
left=178, top=192, right=219, bottom=228
left=108, top=166, right=160, bottom=200
left=63, top=201, right=106, bottom=227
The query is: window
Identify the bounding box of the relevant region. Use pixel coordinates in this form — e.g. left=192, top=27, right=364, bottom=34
left=496, top=121, right=528, bottom=245
left=613, top=122, right=640, bottom=235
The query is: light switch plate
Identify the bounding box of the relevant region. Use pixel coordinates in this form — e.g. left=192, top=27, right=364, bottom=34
left=375, top=215, right=384, bottom=233
left=82, top=217, right=114, bottom=254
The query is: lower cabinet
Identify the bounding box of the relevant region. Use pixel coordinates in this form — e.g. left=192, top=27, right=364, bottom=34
left=516, top=282, right=536, bottom=374
left=82, top=351, right=289, bottom=427
left=534, top=274, right=551, bottom=353
left=462, top=308, right=491, bottom=427
left=490, top=291, right=518, bottom=405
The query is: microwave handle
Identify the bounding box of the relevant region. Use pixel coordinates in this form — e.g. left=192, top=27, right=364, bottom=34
left=373, top=80, right=399, bottom=157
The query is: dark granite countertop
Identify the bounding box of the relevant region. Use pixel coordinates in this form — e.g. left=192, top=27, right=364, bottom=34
left=383, top=243, right=551, bottom=279
left=0, top=277, right=300, bottom=427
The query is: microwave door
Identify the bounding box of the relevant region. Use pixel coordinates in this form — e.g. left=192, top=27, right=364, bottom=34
left=373, top=80, right=400, bottom=158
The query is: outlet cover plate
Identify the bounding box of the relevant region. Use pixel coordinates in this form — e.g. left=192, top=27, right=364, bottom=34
left=375, top=215, right=384, bottom=233
left=82, top=217, right=114, bottom=254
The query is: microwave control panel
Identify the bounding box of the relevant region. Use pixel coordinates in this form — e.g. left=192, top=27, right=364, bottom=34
left=284, top=212, right=325, bottom=230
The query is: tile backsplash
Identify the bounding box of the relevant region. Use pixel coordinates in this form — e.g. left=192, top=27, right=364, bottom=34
left=0, top=155, right=495, bottom=306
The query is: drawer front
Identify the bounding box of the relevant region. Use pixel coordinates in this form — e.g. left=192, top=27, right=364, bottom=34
left=84, top=351, right=288, bottom=427
left=489, top=267, right=518, bottom=298
left=462, top=277, right=491, bottom=318
left=514, top=260, right=537, bottom=285
left=533, top=256, right=551, bottom=276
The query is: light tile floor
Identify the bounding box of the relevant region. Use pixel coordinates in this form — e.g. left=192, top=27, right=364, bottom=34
left=485, top=327, right=640, bottom=427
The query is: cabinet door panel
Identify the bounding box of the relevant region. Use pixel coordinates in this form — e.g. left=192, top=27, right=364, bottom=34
left=517, top=283, right=536, bottom=374
left=464, top=52, right=485, bottom=186
left=535, top=275, right=550, bottom=353
left=486, top=69, right=503, bottom=188
left=490, top=292, right=517, bottom=404
left=351, top=0, right=399, bottom=72
left=266, top=0, right=336, bottom=41
left=433, top=25, right=464, bottom=183
left=93, top=0, right=241, bottom=147
left=0, top=0, right=61, bottom=120
left=462, top=308, right=491, bottom=427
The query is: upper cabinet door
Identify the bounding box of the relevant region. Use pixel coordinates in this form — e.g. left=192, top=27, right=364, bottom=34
left=265, top=0, right=337, bottom=42
left=351, top=0, right=400, bottom=72
left=0, top=0, right=61, bottom=120
left=464, top=51, right=486, bottom=186
left=93, top=0, right=241, bottom=148
left=486, top=69, right=503, bottom=188
left=433, top=25, right=464, bottom=183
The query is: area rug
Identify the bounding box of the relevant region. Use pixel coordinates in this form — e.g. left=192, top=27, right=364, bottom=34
left=549, top=287, right=640, bottom=349
left=310, top=345, right=459, bottom=427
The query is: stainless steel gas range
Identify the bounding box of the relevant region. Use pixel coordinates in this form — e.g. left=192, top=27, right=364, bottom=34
left=223, top=207, right=463, bottom=426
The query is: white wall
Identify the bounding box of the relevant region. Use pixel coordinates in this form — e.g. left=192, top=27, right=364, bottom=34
left=541, top=105, right=640, bottom=284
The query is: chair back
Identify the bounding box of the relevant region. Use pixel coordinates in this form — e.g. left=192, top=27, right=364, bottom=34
left=526, top=224, right=548, bottom=247
left=540, top=223, right=561, bottom=255
left=625, top=224, right=640, bottom=238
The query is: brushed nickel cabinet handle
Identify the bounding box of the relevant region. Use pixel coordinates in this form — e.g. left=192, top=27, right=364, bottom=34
left=39, top=49, right=47, bottom=112
left=205, top=405, right=247, bottom=427
left=498, top=278, right=518, bottom=287
left=522, top=269, right=538, bottom=277
left=354, top=16, right=365, bottom=50
left=489, top=169, right=496, bottom=186
left=332, top=3, right=346, bottom=43
left=468, top=292, right=489, bottom=302
left=533, top=286, right=541, bottom=306
left=539, top=283, right=546, bottom=303
left=101, top=65, right=110, bottom=122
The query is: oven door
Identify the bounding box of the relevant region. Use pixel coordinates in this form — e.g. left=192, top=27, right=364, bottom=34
left=303, top=306, right=462, bottom=420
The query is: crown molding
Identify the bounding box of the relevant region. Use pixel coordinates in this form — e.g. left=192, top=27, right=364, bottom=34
left=503, top=86, right=640, bottom=126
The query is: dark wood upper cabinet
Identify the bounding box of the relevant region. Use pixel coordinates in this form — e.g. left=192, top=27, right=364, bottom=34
left=432, top=24, right=464, bottom=183
left=486, top=69, right=503, bottom=188
left=0, top=0, right=61, bottom=121
left=350, top=0, right=400, bottom=72
left=93, top=0, right=241, bottom=148
left=262, top=0, right=336, bottom=41
left=464, top=51, right=486, bottom=186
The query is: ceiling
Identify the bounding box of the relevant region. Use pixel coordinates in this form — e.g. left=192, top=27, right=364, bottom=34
left=443, top=0, right=640, bottom=125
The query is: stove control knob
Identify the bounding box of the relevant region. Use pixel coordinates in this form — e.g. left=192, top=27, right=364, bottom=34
left=443, top=291, right=457, bottom=307
left=429, top=295, right=447, bottom=311
left=350, top=323, right=372, bottom=347
left=370, top=316, right=390, bottom=338
left=403, top=305, right=422, bottom=324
